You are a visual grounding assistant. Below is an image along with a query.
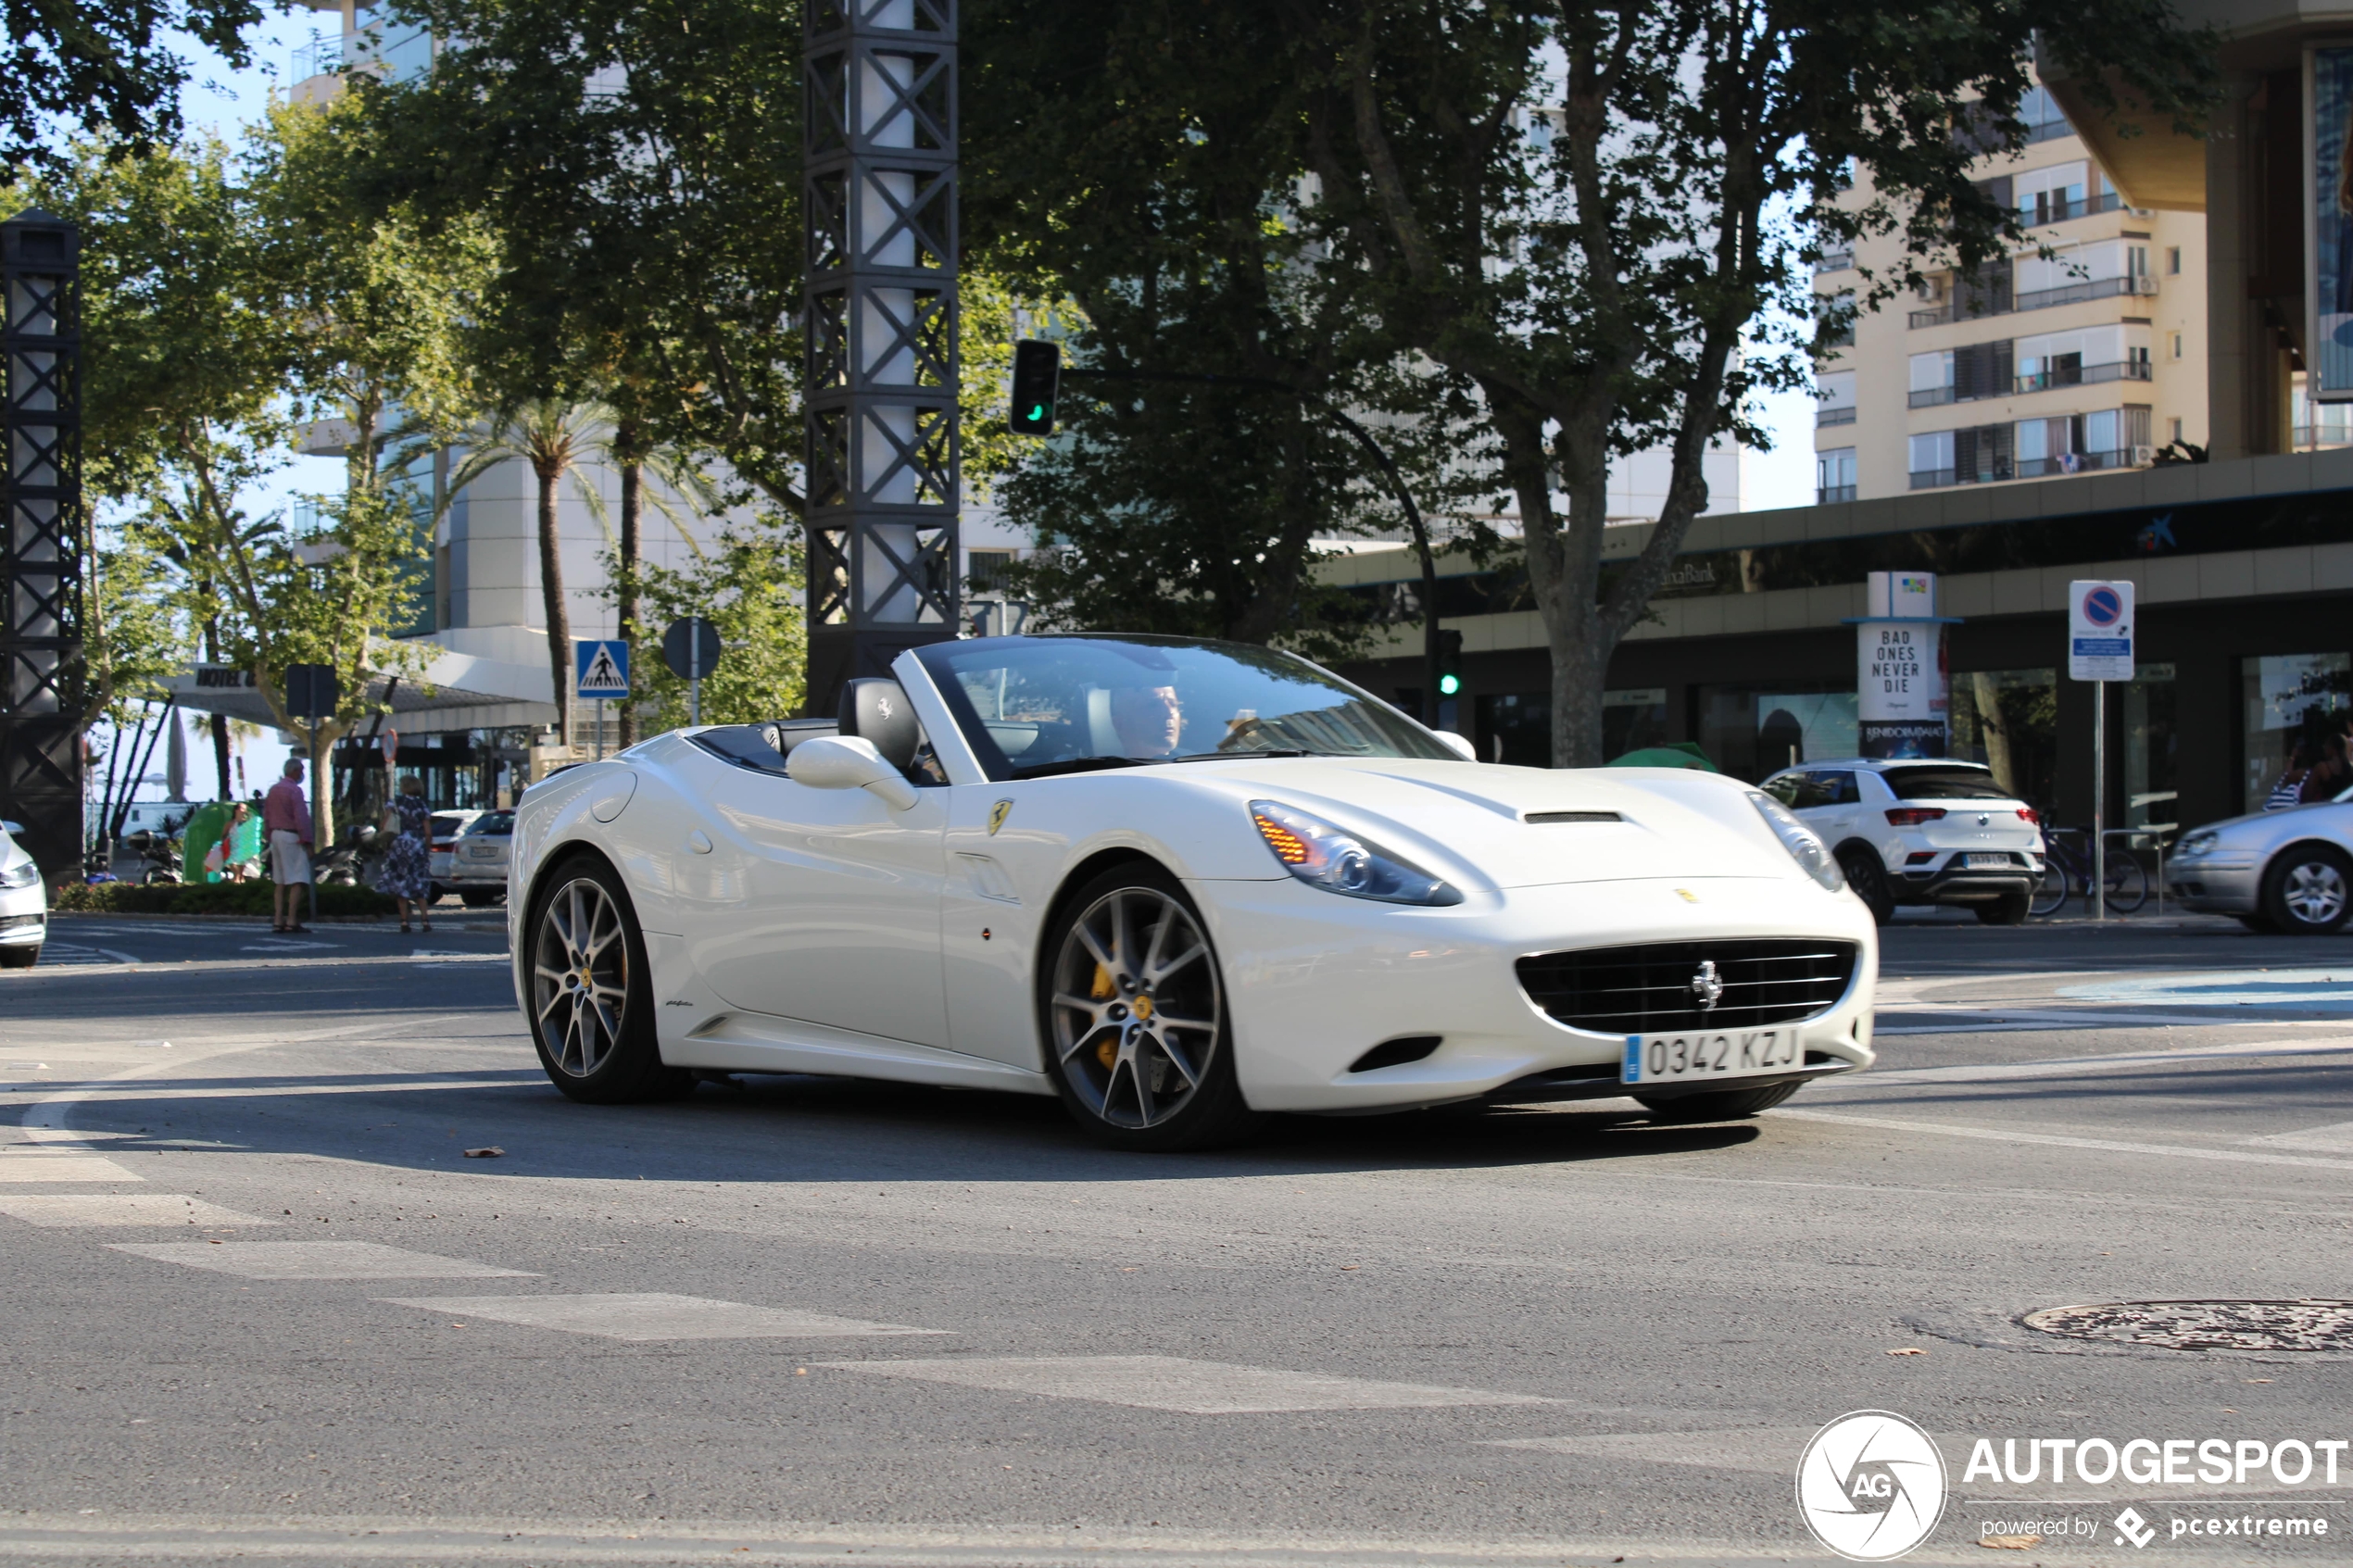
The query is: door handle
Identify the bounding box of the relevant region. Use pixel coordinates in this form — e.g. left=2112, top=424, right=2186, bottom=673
left=686, top=831, right=712, bottom=855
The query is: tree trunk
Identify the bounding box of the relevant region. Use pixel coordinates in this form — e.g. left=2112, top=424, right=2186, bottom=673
left=535, top=458, right=572, bottom=747
left=617, top=454, right=641, bottom=748
left=202, top=609, right=231, bottom=799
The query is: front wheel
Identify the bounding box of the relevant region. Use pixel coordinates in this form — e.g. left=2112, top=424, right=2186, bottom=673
left=1039, top=864, right=1259, bottom=1151
left=2262, top=844, right=2353, bottom=935
left=1837, top=848, right=1894, bottom=925
left=0, top=945, right=38, bottom=970
left=1637, top=1081, right=1801, bottom=1122
left=526, top=854, right=689, bottom=1103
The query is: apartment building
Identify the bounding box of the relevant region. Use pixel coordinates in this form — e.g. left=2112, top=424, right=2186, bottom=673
left=1813, top=82, right=2208, bottom=506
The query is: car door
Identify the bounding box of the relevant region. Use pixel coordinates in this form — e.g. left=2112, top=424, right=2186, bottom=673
left=1806, top=769, right=1863, bottom=849
left=689, top=764, right=950, bottom=1049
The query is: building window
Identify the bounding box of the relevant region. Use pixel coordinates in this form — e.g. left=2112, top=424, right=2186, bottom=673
left=1817, top=447, right=1857, bottom=504
left=2244, top=654, right=2353, bottom=811
left=2170, top=331, right=2183, bottom=359
left=1907, top=431, right=1956, bottom=489
left=2166, top=245, right=2182, bottom=275
left=1816, top=370, right=1856, bottom=425
left=1817, top=290, right=1856, bottom=353
left=967, top=549, right=1016, bottom=593
left=1908, top=350, right=1956, bottom=408
left=2169, top=417, right=2183, bottom=444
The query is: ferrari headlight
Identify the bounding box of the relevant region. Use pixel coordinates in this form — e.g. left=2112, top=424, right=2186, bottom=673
left=1748, top=791, right=1843, bottom=892
left=1249, top=800, right=1461, bottom=907
left=0, top=859, right=37, bottom=891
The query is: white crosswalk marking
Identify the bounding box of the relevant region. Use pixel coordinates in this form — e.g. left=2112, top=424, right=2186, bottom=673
left=0, top=1193, right=272, bottom=1226
left=109, top=1241, right=533, bottom=1279
left=818, top=1354, right=1547, bottom=1414
left=1486, top=1427, right=1815, bottom=1474
left=0, top=1154, right=144, bottom=1182
left=381, top=1293, right=947, bottom=1341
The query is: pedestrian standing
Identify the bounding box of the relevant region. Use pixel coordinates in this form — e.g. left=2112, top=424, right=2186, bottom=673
left=2266, top=742, right=2314, bottom=811
left=263, top=759, right=314, bottom=934
left=380, top=776, right=434, bottom=935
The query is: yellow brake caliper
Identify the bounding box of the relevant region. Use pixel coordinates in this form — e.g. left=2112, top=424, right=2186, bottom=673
left=1092, top=962, right=1119, bottom=1070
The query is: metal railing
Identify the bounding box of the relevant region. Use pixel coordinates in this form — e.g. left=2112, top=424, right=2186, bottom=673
left=1909, top=273, right=2154, bottom=329
left=1814, top=250, right=1856, bottom=274
left=1816, top=483, right=1856, bottom=504
left=2018, top=190, right=2124, bottom=226
left=1816, top=405, right=1856, bottom=426
left=292, top=35, right=343, bottom=81
left=2014, top=446, right=2146, bottom=479
left=2015, top=358, right=2152, bottom=394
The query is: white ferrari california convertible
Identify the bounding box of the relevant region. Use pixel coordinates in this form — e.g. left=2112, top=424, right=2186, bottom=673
left=510, top=634, right=1879, bottom=1148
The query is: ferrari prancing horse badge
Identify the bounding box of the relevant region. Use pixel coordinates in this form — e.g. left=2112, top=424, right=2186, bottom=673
left=988, top=799, right=1013, bottom=836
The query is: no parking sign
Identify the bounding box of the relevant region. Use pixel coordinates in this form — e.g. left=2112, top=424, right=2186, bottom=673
left=2068, top=580, right=2133, bottom=682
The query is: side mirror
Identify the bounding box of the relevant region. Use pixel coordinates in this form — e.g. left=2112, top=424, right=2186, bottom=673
left=0, top=820, right=21, bottom=837
left=1434, top=731, right=1478, bottom=762
left=786, top=734, right=920, bottom=811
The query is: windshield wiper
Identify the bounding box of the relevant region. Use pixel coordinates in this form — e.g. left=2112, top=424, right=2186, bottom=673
left=1179, top=748, right=1316, bottom=761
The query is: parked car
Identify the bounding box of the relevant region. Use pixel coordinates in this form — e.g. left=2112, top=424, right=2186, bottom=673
left=0, top=819, right=46, bottom=969
left=1761, top=758, right=2045, bottom=925
left=425, top=809, right=486, bottom=899
left=2166, top=790, right=2353, bottom=935
left=445, top=810, right=513, bottom=907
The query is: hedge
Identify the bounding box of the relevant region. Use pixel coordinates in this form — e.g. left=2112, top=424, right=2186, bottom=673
left=51, top=880, right=398, bottom=918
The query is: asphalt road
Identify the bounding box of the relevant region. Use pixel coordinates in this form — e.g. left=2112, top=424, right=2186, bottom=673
left=3, top=910, right=2352, bottom=1567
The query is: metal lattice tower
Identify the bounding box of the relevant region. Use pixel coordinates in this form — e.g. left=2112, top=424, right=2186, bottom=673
left=803, top=0, right=959, bottom=714
left=0, top=209, right=83, bottom=880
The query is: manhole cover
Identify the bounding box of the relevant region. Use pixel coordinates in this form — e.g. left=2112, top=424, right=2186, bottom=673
left=2023, top=1299, right=2353, bottom=1352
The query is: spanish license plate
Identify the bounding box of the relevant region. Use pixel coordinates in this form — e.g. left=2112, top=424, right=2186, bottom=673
left=1964, top=852, right=2012, bottom=868
left=1622, top=1028, right=1799, bottom=1085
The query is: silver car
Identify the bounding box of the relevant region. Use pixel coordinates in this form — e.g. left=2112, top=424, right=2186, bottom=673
left=2167, top=790, right=2353, bottom=935
left=445, top=809, right=512, bottom=908
left=0, top=819, right=47, bottom=969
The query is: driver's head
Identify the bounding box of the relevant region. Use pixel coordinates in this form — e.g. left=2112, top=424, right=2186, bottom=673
left=1109, top=683, right=1183, bottom=758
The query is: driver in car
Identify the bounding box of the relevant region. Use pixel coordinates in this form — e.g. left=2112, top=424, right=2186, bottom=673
left=1109, top=683, right=1185, bottom=759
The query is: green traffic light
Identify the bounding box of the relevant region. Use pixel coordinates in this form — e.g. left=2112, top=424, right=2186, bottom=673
left=1027, top=404, right=1046, bottom=422
left=1439, top=673, right=1461, bottom=696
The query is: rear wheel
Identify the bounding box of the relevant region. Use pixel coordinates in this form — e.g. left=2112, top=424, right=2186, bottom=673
left=1040, top=864, right=1258, bottom=1151
left=0, top=944, right=38, bottom=970
left=1976, top=889, right=2031, bottom=925
left=1837, top=847, right=1894, bottom=924
left=526, top=855, right=689, bottom=1103
left=2261, top=844, right=2353, bottom=935
left=1637, top=1081, right=1801, bottom=1122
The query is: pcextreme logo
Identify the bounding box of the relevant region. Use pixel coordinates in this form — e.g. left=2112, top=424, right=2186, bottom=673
left=1796, top=1411, right=1949, bottom=1561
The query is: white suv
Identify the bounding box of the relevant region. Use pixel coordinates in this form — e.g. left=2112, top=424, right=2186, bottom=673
left=1760, top=759, right=2045, bottom=925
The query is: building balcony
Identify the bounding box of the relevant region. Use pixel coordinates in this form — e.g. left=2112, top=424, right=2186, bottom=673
left=1908, top=273, right=2155, bottom=329
left=1817, top=484, right=1856, bottom=504
left=1817, top=405, right=1856, bottom=427
left=1907, top=358, right=2152, bottom=408
left=1908, top=445, right=2151, bottom=490
left=1814, top=250, right=1856, bottom=275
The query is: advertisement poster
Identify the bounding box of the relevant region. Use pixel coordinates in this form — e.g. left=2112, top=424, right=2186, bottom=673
left=2312, top=46, right=2353, bottom=398
left=1857, top=621, right=1950, bottom=758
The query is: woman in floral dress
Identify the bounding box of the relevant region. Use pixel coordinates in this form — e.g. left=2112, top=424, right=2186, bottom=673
left=381, top=776, right=435, bottom=933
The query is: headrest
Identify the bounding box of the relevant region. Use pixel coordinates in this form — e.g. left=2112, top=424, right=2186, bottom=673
left=839, top=679, right=920, bottom=771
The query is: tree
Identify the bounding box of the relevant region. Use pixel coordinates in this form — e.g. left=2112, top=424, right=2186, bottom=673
left=0, top=0, right=263, bottom=167
left=610, top=522, right=804, bottom=734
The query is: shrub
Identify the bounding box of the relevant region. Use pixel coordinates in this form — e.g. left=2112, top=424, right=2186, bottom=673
left=52, top=880, right=397, bottom=918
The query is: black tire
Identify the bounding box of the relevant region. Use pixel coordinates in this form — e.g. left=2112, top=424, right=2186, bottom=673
left=459, top=888, right=500, bottom=908
left=524, top=853, right=690, bottom=1103
left=2029, top=861, right=2070, bottom=918
left=1637, top=1080, right=1802, bottom=1122
left=2237, top=913, right=2280, bottom=934
left=0, top=945, right=38, bottom=970
left=1038, top=862, right=1260, bottom=1151
left=1837, top=847, right=1894, bottom=925
left=1976, top=889, right=2031, bottom=925
left=2260, top=843, right=2353, bottom=935
left=2102, top=853, right=2149, bottom=915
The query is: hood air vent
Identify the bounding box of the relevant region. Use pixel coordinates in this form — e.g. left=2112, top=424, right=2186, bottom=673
left=1524, top=810, right=1622, bottom=824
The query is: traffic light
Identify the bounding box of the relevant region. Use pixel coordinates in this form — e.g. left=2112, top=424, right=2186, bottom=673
left=1437, top=629, right=1464, bottom=696
left=1009, top=339, right=1062, bottom=435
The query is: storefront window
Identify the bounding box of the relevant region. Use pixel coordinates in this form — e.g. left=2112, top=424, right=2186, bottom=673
left=1948, top=668, right=2057, bottom=813
left=1473, top=688, right=1670, bottom=767
left=2123, top=664, right=2177, bottom=834
left=2243, top=654, right=2353, bottom=810
left=1697, top=684, right=1857, bottom=782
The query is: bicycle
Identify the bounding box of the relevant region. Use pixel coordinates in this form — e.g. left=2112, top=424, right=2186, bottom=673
left=2029, top=825, right=2149, bottom=916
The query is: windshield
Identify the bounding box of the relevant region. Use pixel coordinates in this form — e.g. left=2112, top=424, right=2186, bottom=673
left=1880, top=765, right=2018, bottom=802
left=914, top=634, right=1453, bottom=781
left=465, top=812, right=515, bottom=836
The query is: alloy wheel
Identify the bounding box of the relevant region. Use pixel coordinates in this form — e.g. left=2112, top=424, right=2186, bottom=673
left=2282, top=859, right=2348, bottom=927
left=1048, top=885, right=1223, bottom=1130
left=533, top=875, right=631, bottom=1076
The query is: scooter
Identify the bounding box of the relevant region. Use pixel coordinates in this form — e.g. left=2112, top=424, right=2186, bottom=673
left=122, top=830, right=183, bottom=885
left=313, top=824, right=381, bottom=887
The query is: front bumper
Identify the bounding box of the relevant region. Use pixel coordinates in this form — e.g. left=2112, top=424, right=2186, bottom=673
left=2165, top=859, right=2261, bottom=913
left=0, top=884, right=45, bottom=947
left=1194, top=873, right=1878, bottom=1114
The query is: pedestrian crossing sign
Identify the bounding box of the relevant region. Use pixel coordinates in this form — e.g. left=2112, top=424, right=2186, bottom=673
left=574, top=639, right=631, bottom=697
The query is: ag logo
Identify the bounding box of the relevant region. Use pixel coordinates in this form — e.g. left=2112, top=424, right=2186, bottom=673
left=988, top=799, right=1013, bottom=836
left=1795, top=1411, right=1947, bottom=1561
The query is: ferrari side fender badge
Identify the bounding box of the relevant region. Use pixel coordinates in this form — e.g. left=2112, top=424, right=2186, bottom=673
left=988, top=799, right=1013, bottom=835
left=1676, top=887, right=1699, bottom=903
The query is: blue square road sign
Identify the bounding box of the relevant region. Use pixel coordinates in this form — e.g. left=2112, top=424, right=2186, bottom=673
left=575, top=639, right=631, bottom=697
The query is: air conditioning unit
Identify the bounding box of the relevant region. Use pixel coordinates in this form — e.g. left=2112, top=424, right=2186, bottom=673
left=2132, top=445, right=2157, bottom=467
left=2133, top=276, right=2158, bottom=295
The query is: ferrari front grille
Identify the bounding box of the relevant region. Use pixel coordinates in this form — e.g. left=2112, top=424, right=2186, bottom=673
left=1515, top=938, right=1859, bottom=1035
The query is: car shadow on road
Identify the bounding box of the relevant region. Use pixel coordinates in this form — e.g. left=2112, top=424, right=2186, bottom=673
left=48, top=1069, right=1764, bottom=1185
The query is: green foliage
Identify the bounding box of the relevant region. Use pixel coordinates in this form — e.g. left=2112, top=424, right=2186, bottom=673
left=53, top=880, right=398, bottom=918
left=0, top=0, right=261, bottom=167
left=613, top=523, right=806, bottom=733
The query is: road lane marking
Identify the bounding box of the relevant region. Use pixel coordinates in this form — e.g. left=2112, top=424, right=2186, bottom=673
left=0, top=1155, right=144, bottom=1181
left=817, top=1354, right=1547, bottom=1413
left=381, top=1293, right=946, bottom=1341
left=1831, top=1035, right=2353, bottom=1087
left=2252, top=1120, right=2353, bottom=1152
left=0, top=1193, right=274, bottom=1226
left=1485, top=1426, right=1814, bottom=1474
left=1875, top=1008, right=2353, bottom=1034
left=2056, top=968, right=2353, bottom=1010
left=109, top=1242, right=532, bottom=1279
left=1775, top=1108, right=2353, bottom=1173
